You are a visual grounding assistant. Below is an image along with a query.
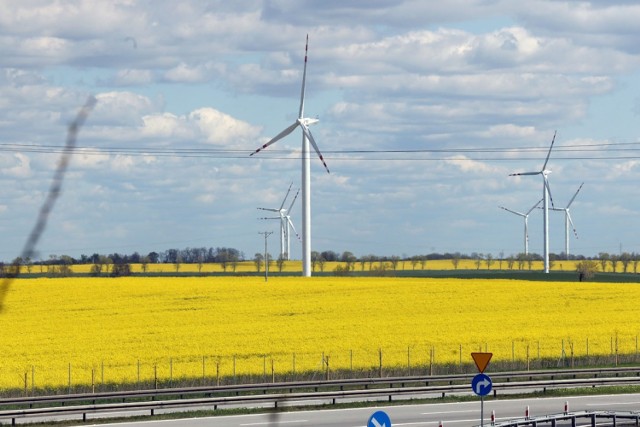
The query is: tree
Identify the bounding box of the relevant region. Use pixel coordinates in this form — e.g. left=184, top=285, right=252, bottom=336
left=341, top=251, right=357, bottom=271
left=451, top=256, right=460, bottom=270
left=311, top=251, right=320, bottom=272
left=474, top=253, right=484, bottom=270
left=253, top=253, right=263, bottom=272
left=610, top=254, right=619, bottom=273
left=389, top=256, right=400, bottom=271
left=576, top=260, right=598, bottom=281
left=506, top=255, right=515, bottom=270
left=276, top=255, right=286, bottom=272
left=598, top=252, right=610, bottom=272
left=485, top=253, right=494, bottom=270
left=620, top=252, right=632, bottom=273
left=141, top=256, right=150, bottom=273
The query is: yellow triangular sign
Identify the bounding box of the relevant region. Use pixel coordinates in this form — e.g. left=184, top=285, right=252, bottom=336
left=471, top=352, right=492, bottom=373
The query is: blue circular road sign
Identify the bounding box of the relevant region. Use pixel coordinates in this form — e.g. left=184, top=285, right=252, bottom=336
left=368, top=410, right=392, bottom=427
left=471, top=373, right=492, bottom=396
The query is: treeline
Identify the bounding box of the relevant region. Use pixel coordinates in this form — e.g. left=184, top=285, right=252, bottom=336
left=24, top=247, right=245, bottom=266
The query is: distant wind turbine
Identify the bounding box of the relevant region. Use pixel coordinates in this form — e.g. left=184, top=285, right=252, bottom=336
left=499, top=199, right=542, bottom=255
left=550, top=182, right=584, bottom=258
left=258, top=183, right=301, bottom=261
left=509, top=131, right=557, bottom=273
left=250, top=35, right=329, bottom=277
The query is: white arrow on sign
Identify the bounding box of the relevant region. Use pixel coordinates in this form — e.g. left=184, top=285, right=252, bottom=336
left=475, top=378, right=491, bottom=394
left=371, top=417, right=386, bottom=427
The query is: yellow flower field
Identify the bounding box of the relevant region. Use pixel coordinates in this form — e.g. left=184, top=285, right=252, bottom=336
left=1, top=276, right=639, bottom=391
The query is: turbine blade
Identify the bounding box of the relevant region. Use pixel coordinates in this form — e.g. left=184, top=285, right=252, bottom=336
left=298, top=34, right=309, bottom=119
left=509, top=171, right=541, bottom=176
left=302, top=125, right=330, bottom=173
left=287, top=188, right=300, bottom=213
left=257, top=207, right=279, bottom=212
left=526, top=199, right=543, bottom=215
left=499, top=206, right=525, bottom=217
left=288, top=217, right=301, bottom=241
left=541, top=130, right=557, bottom=171
left=567, top=212, right=579, bottom=239
left=258, top=216, right=280, bottom=220
left=566, top=182, right=584, bottom=208
left=544, top=176, right=555, bottom=209
left=250, top=121, right=298, bottom=156
left=280, top=182, right=293, bottom=211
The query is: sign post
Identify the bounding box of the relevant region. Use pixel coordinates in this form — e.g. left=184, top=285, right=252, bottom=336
left=471, top=353, right=493, bottom=427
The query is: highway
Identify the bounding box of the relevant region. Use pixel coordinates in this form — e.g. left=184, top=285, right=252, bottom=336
left=80, top=393, right=640, bottom=427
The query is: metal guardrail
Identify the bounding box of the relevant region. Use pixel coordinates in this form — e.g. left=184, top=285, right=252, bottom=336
left=490, top=411, right=640, bottom=427
left=0, top=366, right=639, bottom=425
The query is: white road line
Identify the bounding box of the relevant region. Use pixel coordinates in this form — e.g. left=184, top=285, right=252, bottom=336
left=240, top=421, right=308, bottom=426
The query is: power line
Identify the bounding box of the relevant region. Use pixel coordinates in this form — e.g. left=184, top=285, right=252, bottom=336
left=2, top=141, right=640, bottom=161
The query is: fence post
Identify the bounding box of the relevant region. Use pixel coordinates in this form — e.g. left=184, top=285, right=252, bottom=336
left=31, top=365, right=34, bottom=395
left=293, top=353, right=296, bottom=378
left=68, top=363, right=71, bottom=394
left=429, top=346, right=433, bottom=376
left=154, top=364, right=157, bottom=389
left=350, top=350, right=353, bottom=374
left=325, top=355, right=330, bottom=380
left=378, top=349, right=383, bottom=378
left=216, top=361, right=220, bottom=386
left=233, top=355, right=236, bottom=384
left=137, top=360, right=140, bottom=387
left=527, top=344, right=530, bottom=371
left=92, top=368, right=95, bottom=394
left=24, top=372, right=27, bottom=396
left=101, top=360, right=104, bottom=386
left=570, top=341, right=574, bottom=368
left=407, top=346, right=411, bottom=375
left=271, top=359, right=275, bottom=383
left=170, top=358, right=173, bottom=387
left=263, top=355, right=266, bottom=383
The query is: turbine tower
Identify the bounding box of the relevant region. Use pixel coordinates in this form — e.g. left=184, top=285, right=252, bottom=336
left=509, top=132, right=557, bottom=273
left=550, top=182, right=583, bottom=258
left=499, top=199, right=542, bottom=255
left=250, top=35, right=330, bottom=277
left=258, top=183, right=301, bottom=261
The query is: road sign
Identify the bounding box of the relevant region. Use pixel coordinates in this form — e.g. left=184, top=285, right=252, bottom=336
left=471, top=352, right=493, bottom=373
left=472, top=373, right=492, bottom=396
left=368, top=410, right=392, bottom=427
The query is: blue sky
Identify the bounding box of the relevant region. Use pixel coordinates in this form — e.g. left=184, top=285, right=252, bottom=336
left=1, top=0, right=640, bottom=262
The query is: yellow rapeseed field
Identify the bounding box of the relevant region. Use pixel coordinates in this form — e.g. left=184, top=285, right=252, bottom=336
left=1, top=276, right=639, bottom=390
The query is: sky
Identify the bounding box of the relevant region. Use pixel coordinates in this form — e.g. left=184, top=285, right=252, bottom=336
left=1, top=0, right=640, bottom=262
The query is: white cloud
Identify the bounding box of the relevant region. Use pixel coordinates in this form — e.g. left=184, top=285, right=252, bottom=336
left=188, top=108, right=262, bottom=146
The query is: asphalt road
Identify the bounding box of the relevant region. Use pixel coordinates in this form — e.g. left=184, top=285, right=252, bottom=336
left=77, top=393, right=640, bottom=427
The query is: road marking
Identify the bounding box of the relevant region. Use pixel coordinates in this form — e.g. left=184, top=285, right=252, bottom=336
left=421, top=410, right=476, bottom=415
left=241, top=421, right=308, bottom=426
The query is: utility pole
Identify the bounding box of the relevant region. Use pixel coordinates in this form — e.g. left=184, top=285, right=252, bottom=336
left=259, top=231, right=273, bottom=282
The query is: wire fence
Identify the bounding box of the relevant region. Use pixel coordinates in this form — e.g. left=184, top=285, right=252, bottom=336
left=5, top=335, right=640, bottom=397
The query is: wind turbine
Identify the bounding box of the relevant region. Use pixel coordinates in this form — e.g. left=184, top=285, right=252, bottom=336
left=499, top=199, right=542, bottom=255
left=250, top=35, right=330, bottom=277
left=550, top=182, right=583, bottom=258
left=258, top=183, right=301, bottom=261
left=509, top=131, right=557, bottom=273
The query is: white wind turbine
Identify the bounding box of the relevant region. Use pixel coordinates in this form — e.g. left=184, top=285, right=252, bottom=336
left=509, top=131, right=557, bottom=273
left=550, top=182, right=583, bottom=258
left=250, top=35, right=330, bottom=277
left=258, top=183, right=301, bottom=261
left=499, top=199, right=542, bottom=255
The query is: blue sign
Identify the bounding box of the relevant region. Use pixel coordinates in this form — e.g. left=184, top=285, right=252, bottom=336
left=471, top=373, right=492, bottom=396
left=368, top=410, right=392, bottom=427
